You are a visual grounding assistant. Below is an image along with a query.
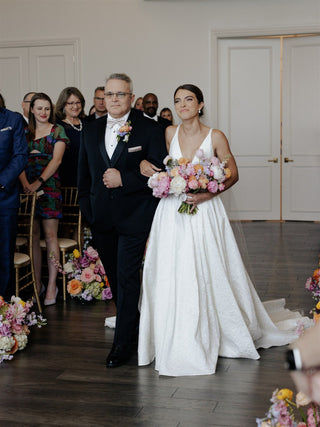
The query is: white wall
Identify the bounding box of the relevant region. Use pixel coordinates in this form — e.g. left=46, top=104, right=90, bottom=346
left=0, top=0, right=319, bottom=123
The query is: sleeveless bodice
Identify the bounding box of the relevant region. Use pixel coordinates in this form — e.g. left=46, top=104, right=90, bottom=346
left=170, top=125, right=213, bottom=161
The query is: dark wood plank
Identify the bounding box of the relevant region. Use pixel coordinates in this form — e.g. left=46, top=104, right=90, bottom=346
left=1, top=221, right=319, bottom=426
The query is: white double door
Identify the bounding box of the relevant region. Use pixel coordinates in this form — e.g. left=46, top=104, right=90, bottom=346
left=0, top=42, right=77, bottom=112
left=218, top=35, right=320, bottom=221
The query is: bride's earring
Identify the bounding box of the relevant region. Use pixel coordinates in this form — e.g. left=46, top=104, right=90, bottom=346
left=198, top=109, right=201, bottom=114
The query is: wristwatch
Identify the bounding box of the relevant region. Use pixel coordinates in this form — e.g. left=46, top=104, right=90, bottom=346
left=37, top=176, right=45, bottom=184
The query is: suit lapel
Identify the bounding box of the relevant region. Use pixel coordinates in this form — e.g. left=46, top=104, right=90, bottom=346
left=110, top=109, right=136, bottom=166
left=98, top=116, right=111, bottom=167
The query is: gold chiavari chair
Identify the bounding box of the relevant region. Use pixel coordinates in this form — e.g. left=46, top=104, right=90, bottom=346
left=14, top=192, right=42, bottom=312
left=40, top=187, right=81, bottom=301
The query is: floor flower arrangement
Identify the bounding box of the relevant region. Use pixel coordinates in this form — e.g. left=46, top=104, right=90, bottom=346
left=52, top=246, right=113, bottom=302
left=256, top=388, right=320, bottom=426
left=305, top=257, right=320, bottom=321
left=0, top=295, right=47, bottom=363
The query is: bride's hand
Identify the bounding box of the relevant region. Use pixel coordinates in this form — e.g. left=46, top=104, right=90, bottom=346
left=185, top=192, right=215, bottom=212
left=140, top=160, right=161, bottom=177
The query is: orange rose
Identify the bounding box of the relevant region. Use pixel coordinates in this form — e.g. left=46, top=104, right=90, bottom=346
left=170, top=167, right=180, bottom=177
left=67, top=279, right=83, bottom=295
left=178, top=157, right=189, bottom=166
left=194, top=164, right=204, bottom=173
left=225, top=168, right=231, bottom=179
left=158, top=172, right=168, bottom=179
left=198, top=176, right=209, bottom=189
left=313, top=268, right=320, bottom=281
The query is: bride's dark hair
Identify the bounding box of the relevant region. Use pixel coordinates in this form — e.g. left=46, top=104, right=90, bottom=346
left=174, top=84, right=204, bottom=117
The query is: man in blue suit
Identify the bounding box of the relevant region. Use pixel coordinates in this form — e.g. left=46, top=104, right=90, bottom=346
left=0, top=103, right=28, bottom=298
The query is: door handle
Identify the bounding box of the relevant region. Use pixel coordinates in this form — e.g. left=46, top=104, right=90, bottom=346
left=268, top=158, right=278, bottom=163
left=284, top=157, right=294, bottom=163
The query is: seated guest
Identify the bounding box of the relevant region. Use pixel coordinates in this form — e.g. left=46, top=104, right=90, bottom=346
left=143, top=93, right=171, bottom=128
left=55, top=87, right=86, bottom=187
left=85, top=86, right=107, bottom=122
left=21, top=92, right=36, bottom=127
left=0, top=99, right=28, bottom=299
left=19, top=93, right=69, bottom=305
left=134, top=97, right=144, bottom=111
left=160, top=107, right=173, bottom=124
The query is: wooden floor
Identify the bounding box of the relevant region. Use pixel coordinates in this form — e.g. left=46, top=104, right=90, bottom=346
left=1, top=221, right=319, bottom=426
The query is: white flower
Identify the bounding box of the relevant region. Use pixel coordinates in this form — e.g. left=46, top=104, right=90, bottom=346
left=211, top=165, right=224, bottom=181
left=0, top=336, right=15, bottom=352
left=14, top=333, right=28, bottom=351
left=169, top=175, right=187, bottom=196
left=63, top=262, right=74, bottom=274
left=148, top=173, right=159, bottom=189
left=296, top=391, right=312, bottom=407
left=10, top=296, right=23, bottom=305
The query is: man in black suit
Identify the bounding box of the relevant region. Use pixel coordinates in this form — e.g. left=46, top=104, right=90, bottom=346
left=21, top=92, right=36, bottom=127
left=78, top=73, right=167, bottom=368
left=85, top=86, right=108, bottom=122
left=143, top=93, right=171, bottom=128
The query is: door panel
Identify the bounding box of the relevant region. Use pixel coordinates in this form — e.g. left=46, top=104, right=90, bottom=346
left=218, top=38, right=281, bottom=219
left=0, top=47, right=29, bottom=111
left=282, top=36, right=320, bottom=220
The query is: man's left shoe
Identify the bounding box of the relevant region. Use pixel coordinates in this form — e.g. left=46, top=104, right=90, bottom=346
left=106, top=344, right=132, bottom=368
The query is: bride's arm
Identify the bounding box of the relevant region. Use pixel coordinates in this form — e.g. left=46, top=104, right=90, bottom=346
left=185, top=129, right=239, bottom=209
left=139, top=125, right=176, bottom=177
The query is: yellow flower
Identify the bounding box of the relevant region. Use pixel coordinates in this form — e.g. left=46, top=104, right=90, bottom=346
left=276, top=388, right=293, bottom=402
left=19, top=299, right=26, bottom=307
left=100, top=282, right=104, bottom=288
left=73, top=249, right=80, bottom=258
left=316, top=301, right=320, bottom=310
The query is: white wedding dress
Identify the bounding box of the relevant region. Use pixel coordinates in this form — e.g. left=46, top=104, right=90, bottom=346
left=138, top=126, right=312, bottom=377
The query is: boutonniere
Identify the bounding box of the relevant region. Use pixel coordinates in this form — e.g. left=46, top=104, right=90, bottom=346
left=117, top=121, right=132, bottom=143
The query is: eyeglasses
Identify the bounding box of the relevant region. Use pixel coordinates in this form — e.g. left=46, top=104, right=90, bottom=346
left=66, top=101, right=81, bottom=106
left=104, top=92, right=132, bottom=99
left=94, top=97, right=105, bottom=101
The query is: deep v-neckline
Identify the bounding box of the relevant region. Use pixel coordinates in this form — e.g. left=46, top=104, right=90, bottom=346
left=177, top=126, right=211, bottom=162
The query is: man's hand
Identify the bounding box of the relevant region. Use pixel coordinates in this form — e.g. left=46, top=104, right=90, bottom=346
left=140, top=160, right=162, bottom=177
left=103, top=168, right=122, bottom=188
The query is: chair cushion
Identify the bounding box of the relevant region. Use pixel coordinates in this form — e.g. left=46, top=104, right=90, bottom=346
left=16, top=237, right=27, bottom=247
left=14, top=252, right=30, bottom=266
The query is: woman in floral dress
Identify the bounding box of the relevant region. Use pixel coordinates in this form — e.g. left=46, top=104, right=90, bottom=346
left=19, top=93, right=69, bottom=306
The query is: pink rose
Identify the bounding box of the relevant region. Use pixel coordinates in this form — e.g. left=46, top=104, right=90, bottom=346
left=11, top=323, right=23, bottom=334
left=188, top=179, right=199, bottom=190
left=218, top=183, right=225, bottom=192
left=95, top=274, right=102, bottom=282
left=208, top=180, right=218, bottom=193
left=80, top=267, right=95, bottom=283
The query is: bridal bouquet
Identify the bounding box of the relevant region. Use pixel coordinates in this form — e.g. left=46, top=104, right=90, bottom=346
left=148, top=149, right=231, bottom=215
left=256, top=388, right=320, bottom=426
left=62, top=247, right=113, bottom=302
left=0, top=295, right=47, bottom=363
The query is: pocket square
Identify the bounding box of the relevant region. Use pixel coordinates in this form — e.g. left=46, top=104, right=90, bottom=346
left=0, top=126, right=12, bottom=132
left=128, top=146, right=142, bottom=153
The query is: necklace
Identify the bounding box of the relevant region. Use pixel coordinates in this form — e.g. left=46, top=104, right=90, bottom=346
left=65, top=118, right=82, bottom=132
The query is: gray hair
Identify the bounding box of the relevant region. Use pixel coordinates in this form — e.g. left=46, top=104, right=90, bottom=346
left=106, top=73, right=133, bottom=92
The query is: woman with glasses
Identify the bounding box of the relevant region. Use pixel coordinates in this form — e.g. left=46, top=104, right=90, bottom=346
left=55, top=87, right=86, bottom=187
left=19, top=92, right=69, bottom=305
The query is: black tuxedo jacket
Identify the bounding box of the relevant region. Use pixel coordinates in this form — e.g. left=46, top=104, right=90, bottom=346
left=157, top=115, right=172, bottom=128
left=78, top=108, right=167, bottom=234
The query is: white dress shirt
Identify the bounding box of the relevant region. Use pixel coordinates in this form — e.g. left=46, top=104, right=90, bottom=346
left=105, top=112, right=130, bottom=158
left=143, top=113, right=158, bottom=122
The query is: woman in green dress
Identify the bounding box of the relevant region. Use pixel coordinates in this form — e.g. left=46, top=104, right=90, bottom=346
left=19, top=93, right=69, bottom=306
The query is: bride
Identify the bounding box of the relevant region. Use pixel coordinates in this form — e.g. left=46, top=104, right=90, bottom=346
left=137, top=84, right=312, bottom=377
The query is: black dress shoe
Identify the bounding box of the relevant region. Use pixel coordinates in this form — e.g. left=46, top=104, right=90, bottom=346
left=106, top=344, right=132, bottom=368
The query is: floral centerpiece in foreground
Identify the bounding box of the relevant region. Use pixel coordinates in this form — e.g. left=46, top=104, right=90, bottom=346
left=59, top=247, right=113, bottom=302
left=148, top=149, right=231, bottom=215
left=0, top=296, right=47, bottom=363
left=305, top=257, right=320, bottom=321
left=256, top=388, right=320, bottom=427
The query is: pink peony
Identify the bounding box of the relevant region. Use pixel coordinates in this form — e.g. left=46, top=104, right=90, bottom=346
left=218, top=183, right=225, bottom=192
left=85, top=246, right=99, bottom=261
left=80, top=267, right=95, bottom=283
left=210, top=156, right=220, bottom=166
left=188, top=179, right=199, bottom=190
left=208, top=180, right=218, bottom=193
left=195, top=148, right=205, bottom=159
left=95, top=274, right=102, bottom=282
